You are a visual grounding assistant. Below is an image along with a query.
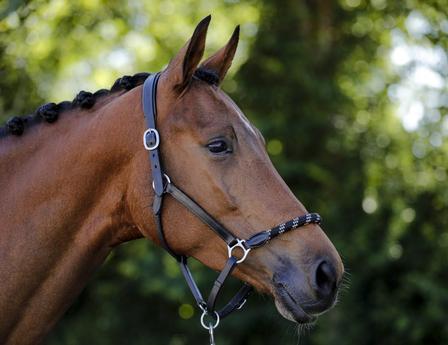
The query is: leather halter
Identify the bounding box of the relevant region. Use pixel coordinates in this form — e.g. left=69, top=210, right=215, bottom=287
left=142, top=72, right=322, bottom=339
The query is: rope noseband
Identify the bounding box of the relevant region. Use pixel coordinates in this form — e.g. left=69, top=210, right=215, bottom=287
left=142, top=72, right=321, bottom=344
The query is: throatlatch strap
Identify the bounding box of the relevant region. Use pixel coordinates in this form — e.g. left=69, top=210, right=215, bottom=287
left=155, top=212, right=180, bottom=260
left=179, top=256, right=206, bottom=308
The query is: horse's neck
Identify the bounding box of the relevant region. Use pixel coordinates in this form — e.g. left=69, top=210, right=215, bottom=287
left=0, top=89, right=144, bottom=344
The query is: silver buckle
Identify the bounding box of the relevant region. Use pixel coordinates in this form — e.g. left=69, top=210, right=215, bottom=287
left=228, top=239, right=251, bottom=264
left=143, top=128, right=160, bottom=150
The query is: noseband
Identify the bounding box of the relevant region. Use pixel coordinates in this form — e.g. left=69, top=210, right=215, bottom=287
left=142, top=72, right=321, bottom=343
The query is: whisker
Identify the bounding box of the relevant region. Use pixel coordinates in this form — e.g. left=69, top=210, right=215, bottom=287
left=295, top=324, right=301, bottom=345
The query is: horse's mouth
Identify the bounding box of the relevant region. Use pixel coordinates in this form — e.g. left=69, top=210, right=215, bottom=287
left=274, top=287, right=318, bottom=324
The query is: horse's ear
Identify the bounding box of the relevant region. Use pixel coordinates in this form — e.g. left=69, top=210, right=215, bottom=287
left=200, top=25, right=239, bottom=84
left=162, top=15, right=210, bottom=92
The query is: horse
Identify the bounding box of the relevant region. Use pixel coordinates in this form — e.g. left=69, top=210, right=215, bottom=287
left=0, top=15, right=344, bottom=345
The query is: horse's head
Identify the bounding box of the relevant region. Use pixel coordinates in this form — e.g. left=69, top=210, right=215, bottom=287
left=130, top=16, right=344, bottom=324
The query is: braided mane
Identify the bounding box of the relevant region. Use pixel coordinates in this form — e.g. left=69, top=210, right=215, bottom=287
left=0, top=67, right=219, bottom=138
left=0, top=72, right=150, bottom=138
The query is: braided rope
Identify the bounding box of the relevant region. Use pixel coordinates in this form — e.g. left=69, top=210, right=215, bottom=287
left=268, top=213, right=321, bottom=240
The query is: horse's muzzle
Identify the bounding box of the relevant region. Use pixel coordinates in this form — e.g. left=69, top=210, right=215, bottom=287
left=272, top=256, right=341, bottom=323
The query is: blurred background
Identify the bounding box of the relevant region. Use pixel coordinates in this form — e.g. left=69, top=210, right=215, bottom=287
left=1, top=0, right=447, bottom=344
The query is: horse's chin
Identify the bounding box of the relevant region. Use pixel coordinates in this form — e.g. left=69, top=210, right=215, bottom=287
left=274, top=295, right=318, bottom=325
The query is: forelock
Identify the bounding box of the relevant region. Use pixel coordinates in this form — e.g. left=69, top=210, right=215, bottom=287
left=193, top=67, right=219, bottom=86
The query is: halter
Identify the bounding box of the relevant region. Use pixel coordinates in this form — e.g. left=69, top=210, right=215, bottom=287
left=142, top=72, right=322, bottom=344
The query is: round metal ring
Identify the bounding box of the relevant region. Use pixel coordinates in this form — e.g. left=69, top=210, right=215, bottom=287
left=200, top=310, right=220, bottom=330
left=152, top=173, right=171, bottom=191
left=227, top=239, right=251, bottom=264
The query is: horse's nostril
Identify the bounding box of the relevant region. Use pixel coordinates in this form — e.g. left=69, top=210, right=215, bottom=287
left=313, top=260, right=337, bottom=298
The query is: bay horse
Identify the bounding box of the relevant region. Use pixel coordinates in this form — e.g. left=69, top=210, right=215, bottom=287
left=0, top=16, right=343, bottom=345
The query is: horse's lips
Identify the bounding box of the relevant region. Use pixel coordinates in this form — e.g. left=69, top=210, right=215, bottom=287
left=274, top=288, right=317, bottom=324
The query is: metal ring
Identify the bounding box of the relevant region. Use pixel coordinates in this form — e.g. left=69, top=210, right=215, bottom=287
left=200, top=310, right=220, bottom=330
left=152, top=173, right=171, bottom=191
left=228, top=239, right=251, bottom=264
left=143, top=128, right=160, bottom=150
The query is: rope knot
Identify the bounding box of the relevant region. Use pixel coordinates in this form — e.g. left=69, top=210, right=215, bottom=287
left=6, top=116, right=25, bottom=136
left=36, top=102, right=59, bottom=123
left=73, top=91, right=95, bottom=109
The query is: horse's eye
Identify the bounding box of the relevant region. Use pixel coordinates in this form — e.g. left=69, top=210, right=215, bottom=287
left=207, top=139, right=232, bottom=154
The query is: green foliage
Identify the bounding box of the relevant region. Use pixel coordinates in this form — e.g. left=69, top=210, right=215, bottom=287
left=235, top=1, right=448, bottom=344
left=1, top=0, right=447, bottom=344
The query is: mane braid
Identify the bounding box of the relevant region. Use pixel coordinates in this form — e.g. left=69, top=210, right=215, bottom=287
left=0, top=72, right=151, bottom=139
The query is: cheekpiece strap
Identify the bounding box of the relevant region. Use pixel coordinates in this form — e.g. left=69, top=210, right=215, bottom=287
left=142, top=72, right=164, bottom=197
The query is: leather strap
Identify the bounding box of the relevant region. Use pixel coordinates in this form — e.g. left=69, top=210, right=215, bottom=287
left=179, top=256, right=206, bottom=309
left=217, top=284, right=252, bottom=318
left=167, top=183, right=238, bottom=246
left=207, top=256, right=238, bottom=312
left=155, top=211, right=180, bottom=260
left=179, top=255, right=252, bottom=320
left=142, top=73, right=164, bottom=197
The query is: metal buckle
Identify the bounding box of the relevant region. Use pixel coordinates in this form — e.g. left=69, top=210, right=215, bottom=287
left=198, top=302, right=208, bottom=313
left=200, top=310, right=220, bottom=330
left=143, top=128, right=160, bottom=150
left=228, top=239, right=251, bottom=264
